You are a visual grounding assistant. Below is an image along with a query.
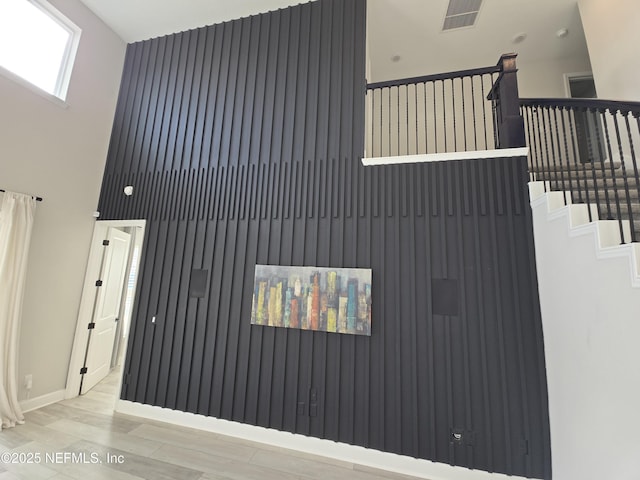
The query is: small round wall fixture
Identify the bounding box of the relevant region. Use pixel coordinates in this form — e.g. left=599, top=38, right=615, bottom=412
left=391, top=54, right=401, bottom=63
left=556, top=28, right=569, bottom=38
left=124, top=185, right=134, bottom=196
left=512, top=32, right=527, bottom=44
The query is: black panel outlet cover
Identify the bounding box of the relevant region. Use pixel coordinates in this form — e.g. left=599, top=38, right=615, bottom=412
left=189, top=269, right=208, bottom=298
left=432, top=279, right=459, bottom=316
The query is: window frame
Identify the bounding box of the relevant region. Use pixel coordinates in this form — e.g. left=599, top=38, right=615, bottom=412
left=0, top=0, right=82, bottom=103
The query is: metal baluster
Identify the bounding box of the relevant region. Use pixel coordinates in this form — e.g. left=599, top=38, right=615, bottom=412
left=397, top=86, right=401, bottom=156
left=370, top=90, right=374, bottom=158
left=559, top=107, right=581, bottom=204
left=442, top=80, right=447, bottom=152
left=531, top=106, right=541, bottom=185
left=491, top=72, right=499, bottom=148
left=406, top=84, right=410, bottom=155
left=612, top=110, right=635, bottom=243
left=414, top=84, right=419, bottom=155
left=524, top=106, right=539, bottom=182
left=471, top=75, right=478, bottom=151
left=433, top=80, right=438, bottom=153
left=624, top=112, right=640, bottom=242
left=452, top=78, right=457, bottom=152
left=541, top=107, right=554, bottom=190
left=568, top=108, right=595, bottom=222
left=533, top=106, right=548, bottom=192
left=461, top=76, right=468, bottom=152
left=423, top=82, right=429, bottom=154
left=388, top=87, right=391, bottom=156
left=591, top=107, right=612, bottom=220
left=569, top=108, right=602, bottom=222
left=551, top=107, right=568, bottom=204
left=601, top=108, right=625, bottom=242
left=480, top=74, right=488, bottom=149
left=379, top=88, right=383, bottom=157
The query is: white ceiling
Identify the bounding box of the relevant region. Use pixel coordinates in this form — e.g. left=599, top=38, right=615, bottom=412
left=78, top=0, right=590, bottom=82
left=77, top=0, right=306, bottom=43
left=368, top=0, right=589, bottom=81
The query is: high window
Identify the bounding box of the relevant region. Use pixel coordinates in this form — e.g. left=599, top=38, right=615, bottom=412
left=0, top=0, right=81, bottom=101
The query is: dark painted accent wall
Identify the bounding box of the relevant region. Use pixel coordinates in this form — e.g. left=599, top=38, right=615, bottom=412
left=98, top=1, right=551, bottom=478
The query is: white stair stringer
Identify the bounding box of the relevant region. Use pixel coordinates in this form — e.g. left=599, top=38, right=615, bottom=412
left=529, top=181, right=640, bottom=288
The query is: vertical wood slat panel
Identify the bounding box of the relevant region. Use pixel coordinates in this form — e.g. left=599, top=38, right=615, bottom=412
left=117, top=43, right=146, bottom=175
left=238, top=165, right=248, bottom=220
left=99, top=2, right=550, bottom=479
left=133, top=39, right=160, bottom=175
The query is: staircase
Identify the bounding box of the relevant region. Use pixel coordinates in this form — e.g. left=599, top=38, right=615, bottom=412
left=528, top=158, right=640, bottom=288
left=521, top=97, right=640, bottom=252
left=530, top=160, right=640, bottom=241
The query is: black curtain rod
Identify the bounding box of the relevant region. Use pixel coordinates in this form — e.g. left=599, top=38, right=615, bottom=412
left=0, top=189, right=43, bottom=202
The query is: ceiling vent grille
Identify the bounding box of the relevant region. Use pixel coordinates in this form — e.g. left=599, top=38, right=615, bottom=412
left=443, top=0, right=482, bottom=31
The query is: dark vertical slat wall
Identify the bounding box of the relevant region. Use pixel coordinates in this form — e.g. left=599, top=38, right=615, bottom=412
left=98, top=1, right=551, bottom=478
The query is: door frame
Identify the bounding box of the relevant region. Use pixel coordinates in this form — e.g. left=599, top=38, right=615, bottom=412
left=563, top=71, right=595, bottom=98
left=65, top=219, right=146, bottom=401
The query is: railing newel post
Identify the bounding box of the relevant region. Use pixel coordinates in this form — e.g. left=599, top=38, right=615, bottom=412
left=489, top=53, right=526, bottom=149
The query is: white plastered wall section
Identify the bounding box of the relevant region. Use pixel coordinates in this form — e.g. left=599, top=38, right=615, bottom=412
left=530, top=190, right=640, bottom=480
left=517, top=55, right=592, bottom=98
left=578, top=0, right=640, bottom=102
left=0, top=0, right=126, bottom=402
left=577, top=0, right=640, bottom=178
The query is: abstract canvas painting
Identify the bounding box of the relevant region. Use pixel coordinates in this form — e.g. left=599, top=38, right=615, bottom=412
left=251, top=265, right=372, bottom=336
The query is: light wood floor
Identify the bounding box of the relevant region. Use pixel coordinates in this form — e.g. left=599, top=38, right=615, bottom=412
left=0, top=370, right=422, bottom=480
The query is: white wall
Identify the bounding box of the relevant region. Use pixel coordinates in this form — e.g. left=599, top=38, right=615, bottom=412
left=0, top=0, right=126, bottom=401
left=531, top=197, right=640, bottom=479
left=578, top=0, right=640, bottom=101
left=517, top=54, right=592, bottom=99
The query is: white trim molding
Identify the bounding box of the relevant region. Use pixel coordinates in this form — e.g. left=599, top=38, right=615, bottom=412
left=20, top=389, right=66, bottom=413
left=361, top=147, right=529, bottom=166
left=116, top=400, right=529, bottom=480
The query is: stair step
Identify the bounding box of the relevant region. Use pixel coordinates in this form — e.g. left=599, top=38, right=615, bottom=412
left=532, top=169, right=619, bottom=180
left=547, top=178, right=640, bottom=197
left=529, top=161, right=621, bottom=174
left=599, top=201, right=640, bottom=214
left=568, top=200, right=640, bottom=240
left=596, top=203, right=640, bottom=216
left=568, top=199, right=640, bottom=216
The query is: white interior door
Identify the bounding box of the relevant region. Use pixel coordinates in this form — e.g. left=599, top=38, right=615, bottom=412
left=80, top=227, right=131, bottom=394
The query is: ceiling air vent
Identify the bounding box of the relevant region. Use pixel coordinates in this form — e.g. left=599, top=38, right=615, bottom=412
left=443, top=0, right=482, bottom=31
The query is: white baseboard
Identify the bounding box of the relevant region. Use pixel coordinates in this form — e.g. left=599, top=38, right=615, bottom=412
left=20, top=389, right=66, bottom=413
left=116, top=400, right=530, bottom=480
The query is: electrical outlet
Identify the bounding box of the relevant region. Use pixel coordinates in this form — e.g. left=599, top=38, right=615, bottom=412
left=451, top=428, right=464, bottom=445
left=24, top=374, right=33, bottom=390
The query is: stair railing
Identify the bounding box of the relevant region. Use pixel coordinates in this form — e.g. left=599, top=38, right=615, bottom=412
left=365, top=61, right=503, bottom=157
left=521, top=98, right=640, bottom=243
left=365, top=54, right=640, bottom=243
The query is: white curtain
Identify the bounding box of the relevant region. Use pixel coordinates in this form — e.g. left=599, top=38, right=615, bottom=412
left=0, top=192, right=36, bottom=430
